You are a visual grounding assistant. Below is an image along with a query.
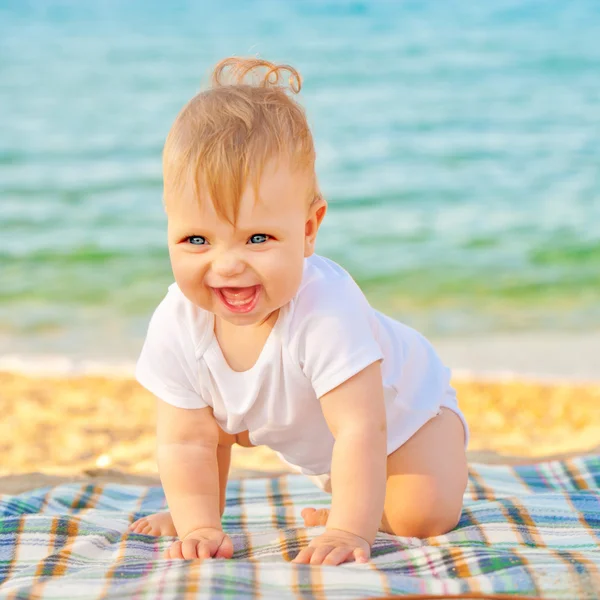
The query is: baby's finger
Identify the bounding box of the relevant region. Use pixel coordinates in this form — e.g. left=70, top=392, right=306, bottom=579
left=164, top=540, right=184, bottom=559
left=309, top=545, right=334, bottom=565
left=352, top=546, right=370, bottom=564
left=322, top=546, right=353, bottom=566
left=196, top=540, right=217, bottom=560
left=181, top=538, right=202, bottom=559
left=214, top=535, right=234, bottom=559
left=292, top=546, right=315, bottom=564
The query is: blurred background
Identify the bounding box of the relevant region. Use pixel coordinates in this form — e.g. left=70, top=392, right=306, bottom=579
left=1, top=0, right=599, bottom=478
left=3, top=0, right=600, bottom=372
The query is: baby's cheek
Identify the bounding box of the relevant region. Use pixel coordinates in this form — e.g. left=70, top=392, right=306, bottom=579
left=171, top=256, right=207, bottom=302
left=273, top=262, right=303, bottom=303
left=170, top=257, right=191, bottom=287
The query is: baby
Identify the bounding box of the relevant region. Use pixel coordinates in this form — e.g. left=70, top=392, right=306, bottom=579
left=130, top=57, right=469, bottom=566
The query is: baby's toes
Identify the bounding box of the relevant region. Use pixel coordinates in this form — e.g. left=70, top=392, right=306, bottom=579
left=129, top=513, right=177, bottom=536
left=129, top=517, right=160, bottom=536
left=143, top=523, right=156, bottom=535
left=301, top=507, right=316, bottom=525
left=129, top=517, right=148, bottom=533
left=301, top=507, right=330, bottom=527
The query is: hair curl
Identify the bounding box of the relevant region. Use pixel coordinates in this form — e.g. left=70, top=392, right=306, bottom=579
left=211, top=57, right=302, bottom=94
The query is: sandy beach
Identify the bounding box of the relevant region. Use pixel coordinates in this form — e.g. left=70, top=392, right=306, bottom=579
left=2, top=369, right=599, bottom=494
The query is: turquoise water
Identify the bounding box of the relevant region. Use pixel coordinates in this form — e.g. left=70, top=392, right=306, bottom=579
left=1, top=0, right=600, bottom=359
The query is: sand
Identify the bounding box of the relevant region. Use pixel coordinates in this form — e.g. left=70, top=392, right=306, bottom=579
left=1, top=370, right=599, bottom=494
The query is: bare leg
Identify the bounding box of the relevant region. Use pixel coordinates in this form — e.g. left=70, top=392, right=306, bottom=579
left=302, top=408, right=468, bottom=538
left=129, top=439, right=233, bottom=537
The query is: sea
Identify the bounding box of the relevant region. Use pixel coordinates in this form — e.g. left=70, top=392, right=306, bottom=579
left=1, top=0, right=599, bottom=378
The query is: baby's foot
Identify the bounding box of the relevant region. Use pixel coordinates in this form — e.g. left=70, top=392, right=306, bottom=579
left=129, top=512, right=177, bottom=537
left=301, top=507, right=331, bottom=527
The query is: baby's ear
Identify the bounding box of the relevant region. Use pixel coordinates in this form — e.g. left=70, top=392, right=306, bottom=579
left=304, top=195, right=327, bottom=257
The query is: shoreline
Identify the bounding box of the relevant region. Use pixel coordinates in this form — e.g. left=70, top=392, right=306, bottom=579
left=1, top=330, right=599, bottom=383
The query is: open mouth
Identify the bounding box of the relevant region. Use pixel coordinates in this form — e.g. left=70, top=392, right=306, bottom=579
left=215, top=285, right=261, bottom=314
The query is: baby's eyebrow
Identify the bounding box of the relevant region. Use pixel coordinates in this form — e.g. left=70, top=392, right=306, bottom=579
left=171, top=220, right=286, bottom=239
left=236, top=225, right=285, bottom=237
left=236, top=225, right=269, bottom=233
left=173, top=226, right=209, bottom=236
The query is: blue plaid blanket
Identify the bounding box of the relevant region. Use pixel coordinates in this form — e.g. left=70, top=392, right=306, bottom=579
left=1, top=456, right=599, bottom=599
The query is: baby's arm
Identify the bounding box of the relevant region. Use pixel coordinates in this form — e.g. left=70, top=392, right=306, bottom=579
left=217, top=444, right=231, bottom=516
left=156, top=398, right=233, bottom=559
left=294, top=361, right=387, bottom=564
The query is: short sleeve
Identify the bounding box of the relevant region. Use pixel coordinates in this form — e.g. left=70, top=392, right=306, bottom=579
left=135, top=287, right=208, bottom=410
left=290, top=275, right=384, bottom=399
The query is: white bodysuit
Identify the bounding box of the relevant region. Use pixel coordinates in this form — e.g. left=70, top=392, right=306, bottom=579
left=136, top=254, right=469, bottom=479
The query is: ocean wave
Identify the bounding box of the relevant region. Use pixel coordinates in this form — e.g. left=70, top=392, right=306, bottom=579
left=1, top=0, right=599, bottom=349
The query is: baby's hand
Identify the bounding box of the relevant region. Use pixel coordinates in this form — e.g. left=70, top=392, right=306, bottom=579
left=163, top=527, right=233, bottom=560
left=292, top=528, right=370, bottom=566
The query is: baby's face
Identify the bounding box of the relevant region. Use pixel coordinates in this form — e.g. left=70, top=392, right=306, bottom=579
left=166, top=159, right=325, bottom=328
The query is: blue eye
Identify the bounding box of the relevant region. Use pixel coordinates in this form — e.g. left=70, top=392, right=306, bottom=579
left=249, top=234, right=270, bottom=244
left=187, top=236, right=207, bottom=245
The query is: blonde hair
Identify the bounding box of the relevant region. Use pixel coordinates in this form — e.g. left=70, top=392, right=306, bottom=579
left=163, top=57, right=317, bottom=224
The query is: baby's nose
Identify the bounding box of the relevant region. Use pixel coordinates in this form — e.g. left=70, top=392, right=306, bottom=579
left=211, top=251, right=245, bottom=277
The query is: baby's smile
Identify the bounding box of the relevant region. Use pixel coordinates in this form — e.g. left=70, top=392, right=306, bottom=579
left=214, top=285, right=262, bottom=313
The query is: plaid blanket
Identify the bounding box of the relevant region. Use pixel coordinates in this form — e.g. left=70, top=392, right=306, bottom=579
left=0, top=456, right=599, bottom=599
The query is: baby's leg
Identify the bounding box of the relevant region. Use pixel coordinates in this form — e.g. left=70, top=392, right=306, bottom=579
left=302, top=408, right=468, bottom=538
left=380, top=407, right=467, bottom=537
left=129, top=437, right=233, bottom=536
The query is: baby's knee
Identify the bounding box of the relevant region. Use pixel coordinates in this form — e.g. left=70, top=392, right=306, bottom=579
left=382, top=497, right=463, bottom=538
